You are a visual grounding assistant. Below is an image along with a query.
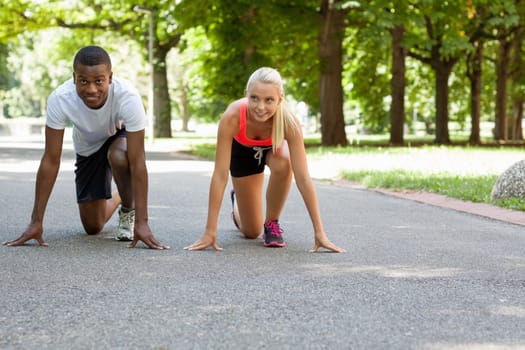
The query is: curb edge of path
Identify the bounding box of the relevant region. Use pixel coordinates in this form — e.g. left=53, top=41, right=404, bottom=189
left=331, top=179, right=525, bottom=227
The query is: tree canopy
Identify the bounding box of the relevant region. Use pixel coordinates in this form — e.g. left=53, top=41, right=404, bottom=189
left=2, top=0, right=525, bottom=145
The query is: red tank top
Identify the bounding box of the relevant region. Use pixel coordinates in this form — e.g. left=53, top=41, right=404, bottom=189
left=233, top=100, right=273, bottom=147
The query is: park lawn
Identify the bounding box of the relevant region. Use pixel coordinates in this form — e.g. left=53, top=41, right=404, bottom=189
left=186, top=140, right=525, bottom=211
left=317, top=145, right=525, bottom=211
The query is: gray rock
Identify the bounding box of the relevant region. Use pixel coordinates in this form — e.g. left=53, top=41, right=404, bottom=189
left=491, top=159, right=525, bottom=200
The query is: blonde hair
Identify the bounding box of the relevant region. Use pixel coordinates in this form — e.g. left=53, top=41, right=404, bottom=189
left=245, top=67, right=298, bottom=152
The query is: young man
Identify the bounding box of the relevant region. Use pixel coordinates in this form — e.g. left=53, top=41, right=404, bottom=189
left=3, top=46, right=169, bottom=250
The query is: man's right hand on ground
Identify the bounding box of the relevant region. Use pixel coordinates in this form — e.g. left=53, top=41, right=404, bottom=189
left=3, top=222, right=48, bottom=247
left=128, top=222, right=170, bottom=250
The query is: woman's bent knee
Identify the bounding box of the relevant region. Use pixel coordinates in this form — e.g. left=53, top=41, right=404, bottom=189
left=269, top=158, right=291, bottom=177
left=241, top=224, right=262, bottom=239
left=242, top=230, right=261, bottom=240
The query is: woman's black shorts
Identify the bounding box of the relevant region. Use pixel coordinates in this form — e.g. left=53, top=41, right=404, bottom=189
left=230, top=138, right=272, bottom=178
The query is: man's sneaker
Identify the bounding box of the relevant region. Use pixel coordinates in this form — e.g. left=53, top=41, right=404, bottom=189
left=116, top=208, right=135, bottom=241
left=263, top=220, right=286, bottom=247
left=230, top=189, right=240, bottom=230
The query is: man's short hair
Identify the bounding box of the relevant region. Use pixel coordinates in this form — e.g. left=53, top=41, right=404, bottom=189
left=73, top=46, right=112, bottom=71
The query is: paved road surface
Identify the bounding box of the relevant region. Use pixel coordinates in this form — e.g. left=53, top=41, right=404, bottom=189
left=1, top=138, right=524, bottom=349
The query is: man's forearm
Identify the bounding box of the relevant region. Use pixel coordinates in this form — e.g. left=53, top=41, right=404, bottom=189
left=31, top=159, right=60, bottom=223
left=130, top=162, right=149, bottom=224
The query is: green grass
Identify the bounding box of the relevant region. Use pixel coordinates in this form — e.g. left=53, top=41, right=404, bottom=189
left=183, top=137, right=525, bottom=211
left=330, top=145, right=525, bottom=211
left=343, top=169, right=491, bottom=201
left=342, top=169, right=525, bottom=211
left=188, top=142, right=216, bottom=160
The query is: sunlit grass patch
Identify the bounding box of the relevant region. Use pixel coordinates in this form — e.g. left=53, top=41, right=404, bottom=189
left=188, top=142, right=216, bottom=160
left=341, top=169, right=525, bottom=210
left=341, top=170, right=496, bottom=202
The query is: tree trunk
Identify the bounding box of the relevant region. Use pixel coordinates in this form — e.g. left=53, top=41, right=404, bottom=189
left=467, top=40, right=483, bottom=145
left=407, top=24, right=457, bottom=145
left=153, top=47, right=172, bottom=138
left=494, top=38, right=511, bottom=141
left=512, top=99, right=523, bottom=140
left=178, top=79, right=190, bottom=132
left=389, top=24, right=406, bottom=145
left=434, top=63, right=452, bottom=144
left=318, top=0, right=348, bottom=146
left=242, top=7, right=257, bottom=68
left=511, top=28, right=523, bottom=141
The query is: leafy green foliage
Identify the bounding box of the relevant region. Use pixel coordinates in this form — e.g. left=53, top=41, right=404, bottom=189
left=2, top=26, right=146, bottom=118
left=1, top=0, right=525, bottom=145
left=0, top=0, right=45, bottom=43
left=343, top=26, right=391, bottom=132
left=187, top=142, right=216, bottom=161
left=174, top=0, right=320, bottom=109
left=0, top=43, right=8, bottom=90
left=492, top=197, right=525, bottom=211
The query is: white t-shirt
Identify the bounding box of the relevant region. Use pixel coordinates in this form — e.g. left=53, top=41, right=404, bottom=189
left=46, top=77, right=147, bottom=156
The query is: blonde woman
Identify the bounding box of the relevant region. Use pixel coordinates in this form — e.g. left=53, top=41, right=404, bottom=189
left=185, top=67, right=344, bottom=253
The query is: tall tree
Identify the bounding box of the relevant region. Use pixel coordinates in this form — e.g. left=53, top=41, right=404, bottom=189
left=467, top=0, right=519, bottom=142
left=507, top=0, right=525, bottom=141
left=201, top=0, right=350, bottom=146
left=466, top=39, right=483, bottom=144
left=510, top=25, right=524, bottom=140
left=489, top=20, right=519, bottom=141
left=389, top=23, right=407, bottom=145
left=318, top=0, right=348, bottom=146
left=460, top=0, right=520, bottom=143
left=464, top=0, right=486, bottom=145
left=495, top=37, right=513, bottom=141
left=404, top=2, right=475, bottom=144
left=360, top=1, right=410, bottom=144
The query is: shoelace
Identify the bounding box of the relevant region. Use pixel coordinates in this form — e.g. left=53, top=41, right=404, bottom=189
left=265, top=221, right=283, bottom=237
left=253, top=146, right=272, bottom=165
left=120, top=211, right=134, bottom=228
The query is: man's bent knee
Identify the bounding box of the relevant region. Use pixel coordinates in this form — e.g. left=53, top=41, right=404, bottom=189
left=79, top=200, right=107, bottom=235
left=108, top=148, right=128, bottom=168
left=83, top=221, right=104, bottom=235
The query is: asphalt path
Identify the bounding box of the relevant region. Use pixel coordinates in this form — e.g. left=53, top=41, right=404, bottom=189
left=1, top=138, right=525, bottom=350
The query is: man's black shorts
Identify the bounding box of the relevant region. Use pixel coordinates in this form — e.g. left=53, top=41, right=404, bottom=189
left=74, top=129, right=126, bottom=203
